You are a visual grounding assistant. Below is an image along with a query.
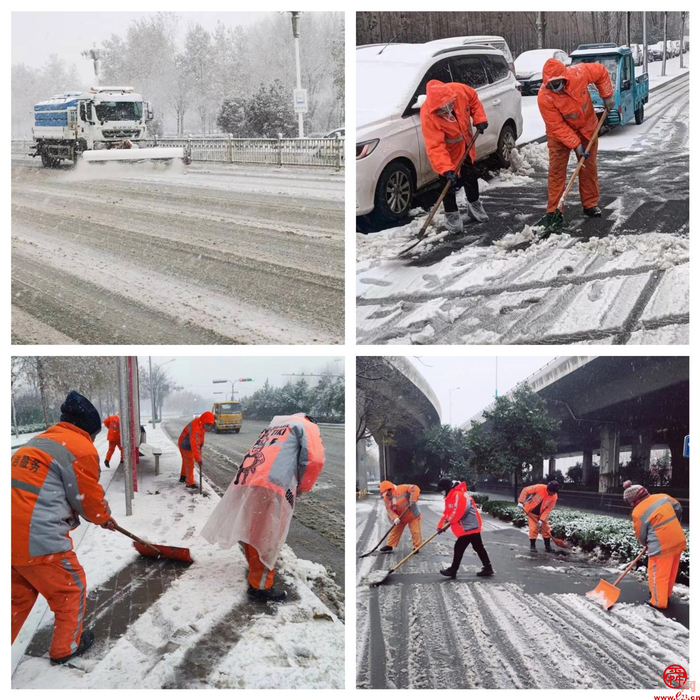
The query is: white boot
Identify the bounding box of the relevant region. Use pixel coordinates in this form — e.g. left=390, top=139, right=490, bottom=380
left=444, top=210, right=464, bottom=234
left=467, top=199, right=489, bottom=222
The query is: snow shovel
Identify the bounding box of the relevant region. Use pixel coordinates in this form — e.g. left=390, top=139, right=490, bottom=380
left=587, top=546, right=647, bottom=609
left=536, top=108, right=609, bottom=236
left=399, top=130, right=481, bottom=256
left=114, top=524, right=194, bottom=563
left=358, top=506, right=410, bottom=558
left=369, top=529, right=441, bottom=586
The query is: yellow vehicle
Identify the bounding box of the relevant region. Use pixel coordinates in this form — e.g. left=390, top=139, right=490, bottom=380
left=212, top=401, right=243, bottom=433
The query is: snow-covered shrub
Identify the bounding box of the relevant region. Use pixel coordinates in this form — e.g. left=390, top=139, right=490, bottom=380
left=468, top=492, right=489, bottom=507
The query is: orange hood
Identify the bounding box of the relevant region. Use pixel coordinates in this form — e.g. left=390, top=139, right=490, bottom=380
left=542, top=58, right=568, bottom=88
left=424, top=80, right=458, bottom=113
left=379, top=480, right=395, bottom=495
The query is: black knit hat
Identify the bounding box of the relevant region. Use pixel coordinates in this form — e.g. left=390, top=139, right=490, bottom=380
left=547, top=480, right=560, bottom=494
left=60, top=390, right=102, bottom=437
left=438, top=477, right=457, bottom=494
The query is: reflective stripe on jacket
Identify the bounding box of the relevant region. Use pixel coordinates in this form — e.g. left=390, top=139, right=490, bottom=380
left=537, top=58, right=613, bottom=149
left=420, top=80, right=488, bottom=174
left=383, top=484, right=421, bottom=520
left=103, top=415, right=121, bottom=443
left=438, top=482, right=482, bottom=536
left=11, top=422, right=111, bottom=566
left=519, top=483, right=557, bottom=520
left=631, top=493, right=686, bottom=557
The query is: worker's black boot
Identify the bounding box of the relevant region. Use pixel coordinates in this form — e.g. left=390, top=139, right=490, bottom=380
left=476, top=564, right=494, bottom=577
left=583, top=206, right=602, bottom=217
left=247, top=586, right=287, bottom=603
left=50, top=630, right=95, bottom=665
left=439, top=568, right=457, bottom=579
left=379, top=546, right=393, bottom=553
left=104, top=460, right=110, bottom=469
left=186, top=484, right=198, bottom=490
left=530, top=539, right=537, bottom=553
left=179, top=475, right=186, bottom=483
left=544, top=538, right=554, bottom=553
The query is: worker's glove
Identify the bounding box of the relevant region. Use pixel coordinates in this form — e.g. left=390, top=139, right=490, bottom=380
left=603, top=96, right=615, bottom=111
left=517, top=502, right=524, bottom=509
left=538, top=520, right=543, bottom=526
left=438, top=524, right=450, bottom=534
left=475, top=121, right=488, bottom=134
left=443, top=170, right=458, bottom=187
left=393, top=518, right=401, bottom=525
left=574, top=144, right=589, bottom=160
left=101, top=517, right=118, bottom=531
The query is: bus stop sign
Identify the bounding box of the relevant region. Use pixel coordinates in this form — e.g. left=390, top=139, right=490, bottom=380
left=293, top=88, right=308, bottom=114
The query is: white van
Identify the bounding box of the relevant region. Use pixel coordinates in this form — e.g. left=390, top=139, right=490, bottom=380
left=356, top=41, right=523, bottom=226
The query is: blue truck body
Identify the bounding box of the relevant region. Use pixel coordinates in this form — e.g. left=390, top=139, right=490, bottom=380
left=570, top=45, right=649, bottom=128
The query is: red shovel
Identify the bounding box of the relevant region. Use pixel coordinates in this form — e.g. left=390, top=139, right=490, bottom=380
left=115, top=524, right=193, bottom=563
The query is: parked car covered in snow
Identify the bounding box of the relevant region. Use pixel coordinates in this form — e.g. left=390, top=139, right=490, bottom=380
left=647, top=44, right=662, bottom=61
left=514, top=48, right=570, bottom=95
left=570, top=44, right=649, bottom=127
left=356, top=40, right=523, bottom=226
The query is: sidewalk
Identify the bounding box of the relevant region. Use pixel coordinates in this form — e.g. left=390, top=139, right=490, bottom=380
left=12, top=424, right=344, bottom=689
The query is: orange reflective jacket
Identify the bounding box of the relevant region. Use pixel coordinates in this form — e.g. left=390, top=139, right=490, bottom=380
left=382, top=483, right=421, bottom=521
left=420, top=80, right=488, bottom=175
left=538, top=58, right=613, bottom=149
left=103, top=415, right=120, bottom=443
left=438, top=482, right=481, bottom=536
left=519, top=483, right=558, bottom=520
left=12, top=422, right=111, bottom=566
left=631, top=493, right=687, bottom=557
left=178, top=416, right=209, bottom=462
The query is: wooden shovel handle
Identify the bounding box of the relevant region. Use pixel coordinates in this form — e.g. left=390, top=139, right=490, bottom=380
left=556, top=108, right=609, bottom=212
left=388, top=528, right=441, bottom=574
left=612, top=546, right=648, bottom=586
left=418, top=130, right=480, bottom=238
left=114, top=524, right=162, bottom=557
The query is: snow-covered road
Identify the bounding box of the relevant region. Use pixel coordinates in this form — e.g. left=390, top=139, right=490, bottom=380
left=356, top=73, right=688, bottom=345
left=356, top=494, right=689, bottom=689
left=11, top=160, right=344, bottom=345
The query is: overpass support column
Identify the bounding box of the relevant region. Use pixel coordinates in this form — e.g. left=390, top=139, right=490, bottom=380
left=582, top=450, right=593, bottom=484
left=668, top=427, right=689, bottom=490
left=356, top=440, right=368, bottom=493
left=599, top=425, right=620, bottom=493
left=630, top=430, right=653, bottom=472
left=547, top=457, right=556, bottom=478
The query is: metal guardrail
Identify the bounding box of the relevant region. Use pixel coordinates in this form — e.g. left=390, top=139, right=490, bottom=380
left=11, top=136, right=345, bottom=169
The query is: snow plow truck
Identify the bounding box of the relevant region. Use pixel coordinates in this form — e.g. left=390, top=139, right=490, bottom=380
left=32, top=86, right=189, bottom=167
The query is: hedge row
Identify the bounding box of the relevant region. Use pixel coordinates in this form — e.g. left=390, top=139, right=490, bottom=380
left=481, top=500, right=689, bottom=585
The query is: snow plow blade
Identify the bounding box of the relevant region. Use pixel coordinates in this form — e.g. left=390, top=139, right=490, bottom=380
left=115, top=524, right=193, bottom=563
left=82, top=146, right=185, bottom=163
left=586, top=546, right=647, bottom=609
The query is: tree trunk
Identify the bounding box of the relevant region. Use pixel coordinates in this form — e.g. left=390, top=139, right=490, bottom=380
left=626, top=12, right=631, bottom=46
left=535, top=12, right=546, bottom=49
left=661, top=11, right=668, bottom=77
left=679, top=12, right=686, bottom=69
left=36, top=358, right=49, bottom=428
left=513, top=468, right=519, bottom=504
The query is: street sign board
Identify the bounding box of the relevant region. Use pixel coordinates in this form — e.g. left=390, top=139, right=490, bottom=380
left=293, top=88, right=308, bottom=114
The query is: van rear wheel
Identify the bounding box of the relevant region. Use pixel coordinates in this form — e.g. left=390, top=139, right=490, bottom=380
left=495, top=124, right=517, bottom=168
left=634, top=104, right=644, bottom=125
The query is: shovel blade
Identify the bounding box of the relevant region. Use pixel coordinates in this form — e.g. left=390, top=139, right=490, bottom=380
left=552, top=536, right=569, bottom=549
left=133, top=541, right=193, bottom=563
left=586, top=579, right=620, bottom=609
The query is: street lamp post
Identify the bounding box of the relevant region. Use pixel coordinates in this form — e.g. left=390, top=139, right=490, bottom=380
left=290, top=11, right=305, bottom=138
left=213, top=378, right=255, bottom=401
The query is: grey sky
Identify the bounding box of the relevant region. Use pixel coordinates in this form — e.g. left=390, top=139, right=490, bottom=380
left=406, top=355, right=557, bottom=427
left=139, top=356, right=344, bottom=402
left=12, top=12, right=273, bottom=84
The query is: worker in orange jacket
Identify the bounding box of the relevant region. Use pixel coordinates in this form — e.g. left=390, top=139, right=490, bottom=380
left=178, top=411, right=215, bottom=489
left=538, top=58, right=614, bottom=225
left=420, top=79, right=490, bottom=234
left=518, top=481, right=559, bottom=552
left=12, top=391, right=117, bottom=665
left=201, top=413, right=325, bottom=602
left=437, top=478, right=493, bottom=578
left=103, top=414, right=122, bottom=469
left=378, top=481, right=423, bottom=552
left=623, top=481, right=687, bottom=609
